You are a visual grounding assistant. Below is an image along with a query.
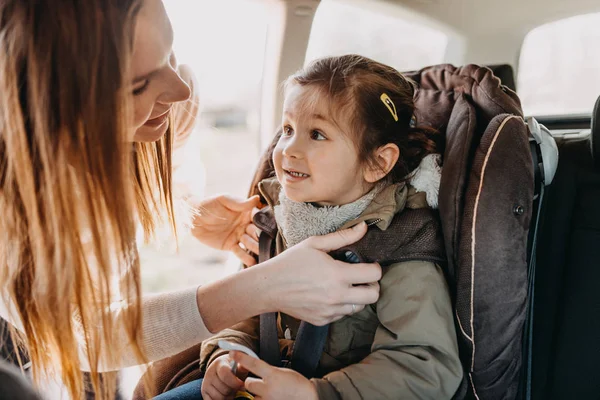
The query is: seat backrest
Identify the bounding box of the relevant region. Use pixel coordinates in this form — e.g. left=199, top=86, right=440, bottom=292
left=532, top=96, right=600, bottom=400
left=404, top=64, right=534, bottom=400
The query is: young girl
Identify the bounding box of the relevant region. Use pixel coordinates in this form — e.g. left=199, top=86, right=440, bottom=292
left=198, top=55, right=462, bottom=400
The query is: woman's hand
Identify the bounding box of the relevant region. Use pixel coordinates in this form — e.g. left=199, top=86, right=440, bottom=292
left=189, top=194, right=261, bottom=266
left=231, top=352, right=318, bottom=400
left=197, top=222, right=382, bottom=332
left=261, top=222, right=381, bottom=326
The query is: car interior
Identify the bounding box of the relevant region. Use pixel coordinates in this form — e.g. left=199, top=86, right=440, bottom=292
left=240, top=1, right=600, bottom=397
left=2, top=0, right=599, bottom=399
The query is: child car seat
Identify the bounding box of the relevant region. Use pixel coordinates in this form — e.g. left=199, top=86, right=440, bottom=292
left=251, top=64, right=557, bottom=400
left=403, top=64, right=556, bottom=400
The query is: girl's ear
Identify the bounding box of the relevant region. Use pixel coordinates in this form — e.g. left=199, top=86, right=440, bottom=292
left=363, top=143, right=400, bottom=183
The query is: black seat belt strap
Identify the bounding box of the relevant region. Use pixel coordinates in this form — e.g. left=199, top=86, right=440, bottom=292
left=257, top=232, right=282, bottom=367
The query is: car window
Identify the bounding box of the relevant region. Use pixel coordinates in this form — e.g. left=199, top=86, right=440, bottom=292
left=518, top=12, right=600, bottom=116
left=305, top=0, right=448, bottom=71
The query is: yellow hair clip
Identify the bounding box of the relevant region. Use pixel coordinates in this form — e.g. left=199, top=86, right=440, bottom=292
left=380, top=93, right=398, bottom=122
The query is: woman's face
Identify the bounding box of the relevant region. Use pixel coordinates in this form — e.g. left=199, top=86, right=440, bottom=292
left=129, top=0, right=191, bottom=142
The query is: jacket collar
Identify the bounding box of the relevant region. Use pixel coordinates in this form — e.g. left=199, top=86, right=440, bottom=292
left=256, top=177, right=429, bottom=233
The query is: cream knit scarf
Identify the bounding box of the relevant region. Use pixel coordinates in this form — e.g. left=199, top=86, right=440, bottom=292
left=273, top=187, right=379, bottom=248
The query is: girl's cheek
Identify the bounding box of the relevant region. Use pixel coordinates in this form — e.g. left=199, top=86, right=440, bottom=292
left=273, top=143, right=286, bottom=166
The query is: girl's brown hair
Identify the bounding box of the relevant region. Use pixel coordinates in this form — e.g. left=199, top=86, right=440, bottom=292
left=0, top=0, right=174, bottom=397
left=287, top=54, right=443, bottom=184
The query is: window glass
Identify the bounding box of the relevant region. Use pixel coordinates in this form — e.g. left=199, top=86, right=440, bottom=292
left=306, top=1, right=448, bottom=71
left=518, top=12, right=600, bottom=116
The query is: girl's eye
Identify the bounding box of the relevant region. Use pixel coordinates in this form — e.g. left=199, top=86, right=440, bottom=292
left=310, top=130, right=327, bottom=141
left=283, top=125, right=294, bottom=136
left=133, top=80, right=150, bottom=96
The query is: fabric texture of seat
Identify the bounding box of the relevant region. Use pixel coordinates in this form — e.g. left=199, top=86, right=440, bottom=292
left=405, top=64, right=533, bottom=400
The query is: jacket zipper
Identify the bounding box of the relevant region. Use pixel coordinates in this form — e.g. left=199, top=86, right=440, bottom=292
left=367, top=218, right=383, bottom=227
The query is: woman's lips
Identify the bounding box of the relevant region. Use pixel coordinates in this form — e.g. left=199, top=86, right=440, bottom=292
left=145, top=109, right=170, bottom=128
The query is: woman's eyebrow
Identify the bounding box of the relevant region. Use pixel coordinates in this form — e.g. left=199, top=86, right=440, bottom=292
left=132, top=31, right=174, bottom=84
left=132, top=51, right=170, bottom=83
left=133, top=69, right=159, bottom=84
left=132, top=49, right=173, bottom=83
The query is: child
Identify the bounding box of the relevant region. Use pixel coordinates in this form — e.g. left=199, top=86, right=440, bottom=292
left=199, top=54, right=463, bottom=399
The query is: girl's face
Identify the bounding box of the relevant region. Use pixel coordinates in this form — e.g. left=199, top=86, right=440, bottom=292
left=129, top=0, right=191, bottom=142
left=273, top=85, right=373, bottom=206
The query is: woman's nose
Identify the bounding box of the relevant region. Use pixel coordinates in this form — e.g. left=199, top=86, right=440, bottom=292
left=159, top=67, right=192, bottom=105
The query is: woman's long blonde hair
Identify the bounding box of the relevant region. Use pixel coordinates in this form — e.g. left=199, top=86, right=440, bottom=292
left=0, top=0, right=175, bottom=398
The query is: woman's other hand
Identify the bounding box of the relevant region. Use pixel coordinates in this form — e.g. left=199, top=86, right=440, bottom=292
left=197, top=222, right=382, bottom=333
left=190, top=194, right=261, bottom=266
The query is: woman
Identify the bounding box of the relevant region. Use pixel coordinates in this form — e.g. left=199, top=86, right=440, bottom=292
left=0, top=0, right=381, bottom=398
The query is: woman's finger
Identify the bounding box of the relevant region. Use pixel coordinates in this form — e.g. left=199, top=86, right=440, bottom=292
left=216, top=361, right=244, bottom=390
left=338, top=281, right=380, bottom=305
left=244, top=377, right=266, bottom=396
left=341, top=302, right=365, bottom=316
left=232, top=245, right=257, bottom=266
left=220, top=195, right=261, bottom=212
left=245, top=223, right=260, bottom=241
left=322, top=305, right=365, bottom=323
left=339, top=263, right=382, bottom=285
left=240, top=234, right=259, bottom=255
left=231, top=351, right=272, bottom=379
left=306, top=222, right=367, bottom=252
left=321, top=303, right=374, bottom=324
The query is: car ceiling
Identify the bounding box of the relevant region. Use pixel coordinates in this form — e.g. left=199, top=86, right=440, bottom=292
left=345, top=0, right=600, bottom=37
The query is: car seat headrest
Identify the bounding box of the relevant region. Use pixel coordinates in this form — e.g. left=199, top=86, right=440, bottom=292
left=486, top=64, right=517, bottom=92
left=405, top=64, right=523, bottom=137
left=592, top=95, right=600, bottom=170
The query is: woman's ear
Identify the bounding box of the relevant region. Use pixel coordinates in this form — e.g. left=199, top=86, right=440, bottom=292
left=363, top=143, right=400, bottom=183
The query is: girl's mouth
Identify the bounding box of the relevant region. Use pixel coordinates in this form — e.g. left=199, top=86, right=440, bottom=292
left=283, top=169, right=310, bottom=181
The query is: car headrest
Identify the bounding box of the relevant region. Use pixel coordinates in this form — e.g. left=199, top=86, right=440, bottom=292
left=404, top=64, right=523, bottom=137
left=486, top=64, right=517, bottom=92
left=592, top=95, right=600, bottom=169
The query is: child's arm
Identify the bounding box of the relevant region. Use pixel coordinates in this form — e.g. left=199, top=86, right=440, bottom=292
left=311, top=260, right=463, bottom=400
left=199, top=316, right=260, bottom=373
